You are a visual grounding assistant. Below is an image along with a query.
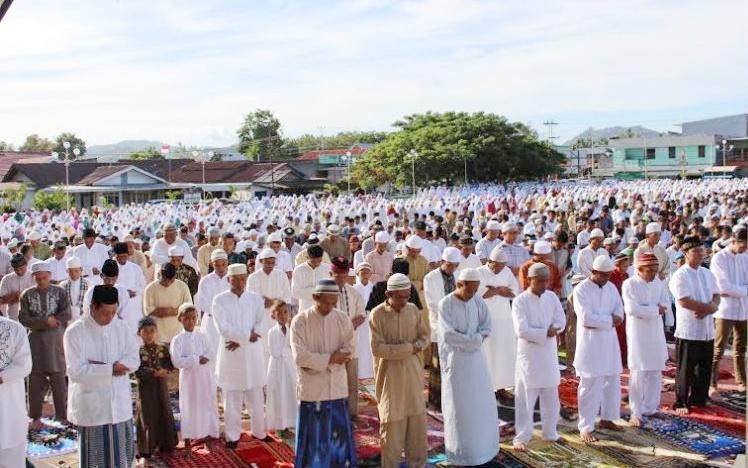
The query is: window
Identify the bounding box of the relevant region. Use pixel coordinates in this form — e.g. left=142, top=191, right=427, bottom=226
left=646, top=148, right=656, bottom=160
left=669, top=147, right=676, bottom=159
left=698, top=145, right=706, bottom=158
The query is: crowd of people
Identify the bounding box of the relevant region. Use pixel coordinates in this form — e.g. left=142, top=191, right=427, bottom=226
left=0, top=177, right=746, bottom=467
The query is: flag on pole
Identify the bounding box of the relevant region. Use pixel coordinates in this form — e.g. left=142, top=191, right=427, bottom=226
left=161, top=144, right=170, bottom=157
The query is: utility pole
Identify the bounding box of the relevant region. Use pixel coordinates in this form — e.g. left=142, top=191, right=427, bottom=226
left=543, top=120, right=558, bottom=143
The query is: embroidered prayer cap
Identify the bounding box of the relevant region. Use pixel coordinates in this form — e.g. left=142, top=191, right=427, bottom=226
left=527, top=262, right=550, bottom=278
left=680, top=236, right=703, bottom=252
left=441, top=246, right=461, bottom=263
left=207, top=227, right=221, bottom=237
left=177, top=303, right=197, bottom=317
left=101, top=259, right=119, bottom=277
left=258, top=248, right=276, bottom=260
left=637, top=252, right=659, bottom=267
left=459, top=235, right=474, bottom=246
left=603, top=237, right=617, bottom=246
left=162, top=223, right=177, bottom=232
left=10, top=253, right=26, bottom=268
left=113, top=242, right=128, bottom=255
left=314, top=279, right=340, bottom=294
left=501, top=222, right=517, bottom=233
left=168, top=246, right=185, bottom=257
left=590, top=228, right=605, bottom=239
left=53, top=240, right=67, bottom=250
left=457, top=268, right=481, bottom=282
left=405, top=235, right=423, bottom=250
left=27, top=231, right=41, bottom=241
left=327, top=224, right=341, bottom=235
left=138, top=315, right=157, bottom=330
left=211, top=249, right=228, bottom=261
left=92, top=285, right=119, bottom=305
left=355, top=262, right=372, bottom=274
left=645, top=222, right=662, bottom=235
left=374, top=231, right=390, bottom=243
left=227, top=263, right=248, bottom=276
left=66, top=256, right=81, bottom=269
left=592, top=255, right=614, bottom=273
left=267, top=232, right=283, bottom=243
left=307, top=233, right=319, bottom=244
left=486, top=220, right=501, bottom=231
left=533, top=240, right=552, bottom=255
left=331, top=256, right=350, bottom=273
left=283, top=227, right=296, bottom=239
left=387, top=273, right=411, bottom=291
left=31, top=261, right=52, bottom=274
left=489, top=246, right=507, bottom=263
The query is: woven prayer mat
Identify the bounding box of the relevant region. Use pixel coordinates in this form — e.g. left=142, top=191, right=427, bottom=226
left=659, top=389, right=746, bottom=438
left=151, top=442, right=249, bottom=468
left=631, top=412, right=745, bottom=458
left=233, top=433, right=294, bottom=468
left=717, top=390, right=747, bottom=414
left=435, top=451, right=532, bottom=467
left=496, top=438, right=623, bottom=467
left=26, top=419, right=78, bottom=460
left=558, top=376, right=579, bottom=410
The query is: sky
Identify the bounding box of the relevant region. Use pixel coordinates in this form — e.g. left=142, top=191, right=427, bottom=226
left=1, top=0, right=746, bottom=149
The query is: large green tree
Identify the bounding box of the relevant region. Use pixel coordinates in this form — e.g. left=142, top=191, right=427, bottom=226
left=352, top=112, right=565, bottom=190
left=52, top=132, right=87, bottom=158
left=237, top=109, right=283, bottom=161
left=0, top=142, right=14, bottom=151
left=129, top=147, right=164, bottom=160
left=282, top=131, right=389, bottom=158
left=19, top=134, right=54, bottom=152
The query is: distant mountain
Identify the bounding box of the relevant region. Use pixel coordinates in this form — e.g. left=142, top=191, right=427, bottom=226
left=86, top=140, right=165, bottom=157
left=564, top=126, right=663, bottom=145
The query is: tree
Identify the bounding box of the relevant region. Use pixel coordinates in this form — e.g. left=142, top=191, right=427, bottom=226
left=0, top=182, right=28, bottom=212
left=0, top=142, right=14, bottom=151
left=19, top=134, right=54, bottom=152
left=352, top=111, right=565, bottom=190
left=282, top=131, right=389, bottom=158
left=33, top=186, right=69, bottom=211
left=129, top=147, right=164, bottom=160
left=237, top=109, right=283, bottom=161
left=52, top=132, right=87, bottom=158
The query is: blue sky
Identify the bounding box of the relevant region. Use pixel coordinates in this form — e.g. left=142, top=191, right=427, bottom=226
left=1, top=0, right=746, bottom=148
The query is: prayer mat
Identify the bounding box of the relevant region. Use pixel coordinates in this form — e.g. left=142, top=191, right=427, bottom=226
left=497, top=438, right=623, bottom=467
left=681, top=404, right=746, bottom=438
left=233, top=433, right=295, bottom=468
left=663, top=362, right=732, bottom=381
left=26, top=420, right=78, bottom=459
left=558, top=376, right=579, bottom=410
left=151, top=442, right=248, bottom=468
left=630, top=412, right=745, bottom=458
left=716, top=391, right=746, bottom=414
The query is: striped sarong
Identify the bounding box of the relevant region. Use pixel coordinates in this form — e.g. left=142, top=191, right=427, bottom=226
left=78, top=419, right=135, bottom=468
left=295, top=398, right=357, bottom=467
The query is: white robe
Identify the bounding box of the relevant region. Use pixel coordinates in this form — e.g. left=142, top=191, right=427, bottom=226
left=577, top=246, right=607, bottom=278
left=0, top=317, right=31, bottom=455
left=265, top=324, right=298, bottom=430
left=291, top=261, right=332, bottom=312
left=352, top=281, right=374, bottom=379
left=622, top=275, right=669, bottom=371
left=48, top=255, right=70, bottom=283
left=82, top=283, right=132, bottom=331
left=212, top=289, right=267, bottom=391
left=170, top=329, right=220, bottom=439
left=246, top=268, right=293, bottom=369
left=0, top=271, right=34, bottom=320
left=438, top=294, right=500, bottom=466
left=512, top=289, right=566, bottom=389
left=455, top=253, right=482, bottom=276
left=711, top=247, right=748, bottom=321
left=572, top=279, right=624, bottom=377
left=63, top=314, right=141, bottom=426
left=195, top=272, right=230, bottom=359
left=149, top=237, right=198, bottom=271
left=477, top=265, right=520, bottom=390
left=71, top=243, right=111, bottom=279
left=115, top=261, right=147, bottom=334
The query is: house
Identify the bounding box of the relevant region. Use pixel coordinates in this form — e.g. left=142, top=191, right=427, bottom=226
left=294, top=148, right=368, bottom=183
left=607, top=134, right=721, bottom=179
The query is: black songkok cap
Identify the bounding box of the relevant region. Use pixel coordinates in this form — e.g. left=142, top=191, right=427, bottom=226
left=91, top=285, right=119, bottom=305
left=161, top=262, right=177, bottom=279
left=10, top=253, right=26, bottom=268
left=112, top=242, right=129, bottom=255
left=101, top=259, right=119, bottom=277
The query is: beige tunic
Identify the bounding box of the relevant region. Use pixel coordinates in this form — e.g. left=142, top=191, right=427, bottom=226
left=143, top=280, right=193, bottom=344
left=369, top=302, right=429, bottom=423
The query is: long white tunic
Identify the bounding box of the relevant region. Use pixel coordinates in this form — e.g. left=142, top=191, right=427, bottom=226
left=477, top=265, right=521, bottom=390
left=266, top=324, right=298, bottom=430
left=455, top=253, right=482, bottom=276
left=572, top=279, right=624, bottom=378
left=48, top=254, right=71, bottom=283
left=170, top=329, right=220, bottom=439
left=711, top=247, right=748, bottom=321
left=82, top=283, right=131, bottom=330
left=71, top=243, right=111, bottom=279
left=0, top=270, right=34, bottom=320
left=0, top=316, right=32, bottom=450
left=63, top=314, right=141, bottom=426
left=291, top=261, right=332, bottom=312
left=149, top=237, right=198, bottom=271
left=212, top=289, right=267, bottom=391
left=115, top=261, right=147, bottom=333
left=352, top=281, right=374, bottom=379
left=438, top=294, right=500, bottom=466
left=195, top=272, right=230, bottom=358
left=577, top=246, right=608, bottom=278
left=512, top=289, right=566, bottom=388
left=246, top=268, right=293, bottom=367
left=424, top=268, right=450, bottom=343
left=622, top=275, right=669, bottom=371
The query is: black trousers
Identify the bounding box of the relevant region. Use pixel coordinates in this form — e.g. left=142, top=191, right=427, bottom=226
left=674, top=338, right=713, bottom=408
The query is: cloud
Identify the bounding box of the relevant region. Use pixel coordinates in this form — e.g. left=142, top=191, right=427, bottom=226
left=0, top=0, right=745, bottom=148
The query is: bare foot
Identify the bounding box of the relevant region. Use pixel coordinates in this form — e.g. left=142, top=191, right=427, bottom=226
left=513, top=441, right=528, bottom=451
left=599, top=420, right=624, bottom=432
left=629, top=416, right=641, bottom=427
left=738, top=384, right=746, bottom=393
left=29, top=419, right=43, bottom=431
left=580, top=431, right=598, bottom=443
left=708, top=387, right=723, bottom=402
left=675, top=406, right=690, bottom=416
left=553, top=437, right=567, bottom=445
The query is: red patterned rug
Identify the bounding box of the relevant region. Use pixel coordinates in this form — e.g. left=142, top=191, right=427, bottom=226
left=233, top=433, right=294, bottom=468
left=155, top=442, right=247, bottom=467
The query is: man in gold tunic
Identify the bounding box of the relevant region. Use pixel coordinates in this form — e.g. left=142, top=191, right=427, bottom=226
left=370, top=273, right=429, bottom=468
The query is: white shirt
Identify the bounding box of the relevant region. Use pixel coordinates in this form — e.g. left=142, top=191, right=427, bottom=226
left=576, top=229, right=591, bottom=248
left=0, top=316, right=32, bottom=449
left=455, top=253, right=482, bottom=277
left=48, top=255, right=70, bottom=283
left=711, top=247, right=748, bottom=321
left=150, top=237, right=198, bottom=271
left=291, top=261, right=332, bottom=312
left=572, top=279, right=624, bottom=377
left=63, top=314, right=140, bottom=426
left=622, top=275, right=670, bottom=371
left=212, top=289, right=267, bottom=390
left=82, top=283, right=131, bottom=326
left=577, top=245, right=607, bottom=278
left=195, top=272, right=231, bottom=356
left=669, top=264, right=719, bottom=341
left=72, top=243, right=111, bottom=278
left=475, top=237, right=501, bottom=262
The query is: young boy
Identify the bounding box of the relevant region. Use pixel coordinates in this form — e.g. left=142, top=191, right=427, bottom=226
left=265, top=300, right=298, bottom=437
left=170, top=303, right=220, bottom=456
left=135, top=316, right=178, bottom=464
